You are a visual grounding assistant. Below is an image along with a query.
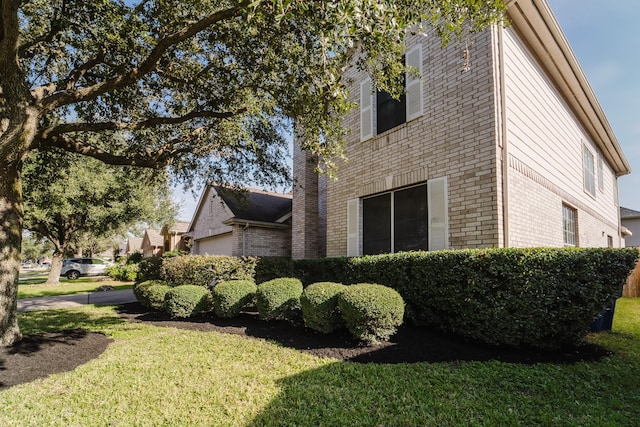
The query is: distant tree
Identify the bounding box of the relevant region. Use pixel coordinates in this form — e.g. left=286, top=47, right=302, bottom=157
left=22, top=148, right=178, bottom=283
left=20, top=232, right=53, bottom=262
left=0, top=0, right=505, bottom=345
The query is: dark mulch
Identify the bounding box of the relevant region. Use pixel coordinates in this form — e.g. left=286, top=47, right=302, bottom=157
left=1, top=301, right=611, bottom=390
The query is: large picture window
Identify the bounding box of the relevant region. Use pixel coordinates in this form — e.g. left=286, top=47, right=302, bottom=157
left=362, top=185, right=428, bottom=255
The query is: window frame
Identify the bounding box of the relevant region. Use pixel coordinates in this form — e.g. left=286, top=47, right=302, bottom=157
left=562, top=204, right=577, bottom=247
left=583, top=144, right=596, bottom=197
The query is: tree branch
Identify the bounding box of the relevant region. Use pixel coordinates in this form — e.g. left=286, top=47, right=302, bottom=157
left=41, top=1, right=250, bottom=110
left=0, top=0, right=21, bottom=58
left=39, top=106, right=246, bottom=140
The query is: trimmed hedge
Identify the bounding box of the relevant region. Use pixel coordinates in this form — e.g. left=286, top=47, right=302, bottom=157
left=300, top=282, right=346, bottom=334
left=337, top=283, right=405, bottom=344
left=139, top=281, right=173, bottom=311
left=161, top=255, right=256, bottom=286
left=211, top=280, right=257, bottom=318
left=133, top=280, right=162, bottom=308
left=255, top=257, right=294, bottom=284
left=256, top=278, right=303, bottom=321
left=293, top=248, right=639, bottom=349
left=163, top=285, right=213, bottom=318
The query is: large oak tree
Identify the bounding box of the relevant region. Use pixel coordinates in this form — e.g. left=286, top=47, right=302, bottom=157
left=0, top=0, right=505, bottom=344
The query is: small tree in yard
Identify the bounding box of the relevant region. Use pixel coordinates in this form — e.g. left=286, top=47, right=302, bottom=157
left=0, top=0, right=505, bottom=345
left=22, top=148, right=177, bottom=284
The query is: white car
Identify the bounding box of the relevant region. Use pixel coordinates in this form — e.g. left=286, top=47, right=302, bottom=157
left=60, top=258, right=112, bottom=280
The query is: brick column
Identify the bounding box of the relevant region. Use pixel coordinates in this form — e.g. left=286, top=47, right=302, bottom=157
left=292, top=138, right=320, bottom=259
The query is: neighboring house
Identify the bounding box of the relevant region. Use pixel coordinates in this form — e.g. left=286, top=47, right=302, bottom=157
left=293, top=0, right=631, bottom=258
left=141, top=228, right=163, bottom=258
left=126, top=237, right=143, bottom=255
left=188, top=186, right=292, bottom=257
left=162, top=220, right=191, bottom=253
left=621, top=207, right=640, bottom=247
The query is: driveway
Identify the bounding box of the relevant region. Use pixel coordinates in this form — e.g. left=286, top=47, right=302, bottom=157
left=17, top=289, right=137, bottom=312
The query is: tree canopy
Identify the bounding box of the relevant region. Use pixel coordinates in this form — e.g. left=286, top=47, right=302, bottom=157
left=0, top=0, right=506, bottom=345
left=22, top=148, right=177, bottom=282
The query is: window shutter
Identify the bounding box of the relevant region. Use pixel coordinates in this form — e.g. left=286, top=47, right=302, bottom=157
left=347, top=198, right=360, bottom=256
left=428, top=177, right=448, bottom=250
left=360, top=79, right=373, bottom=141
left=405, top=44, right=423, bottom=122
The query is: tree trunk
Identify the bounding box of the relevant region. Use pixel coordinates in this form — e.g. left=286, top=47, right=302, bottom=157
left=0, top=160, right=24, bottom=345
left=46, top=252, right=64, bottom=284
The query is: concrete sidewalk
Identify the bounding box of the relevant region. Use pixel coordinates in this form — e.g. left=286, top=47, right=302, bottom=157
left=18, top=289, right=137, bottom=312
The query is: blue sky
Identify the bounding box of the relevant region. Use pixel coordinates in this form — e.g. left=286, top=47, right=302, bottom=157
left=548, top=0, right=640, bottom=210
left=173, top=1, right=640, bottom=219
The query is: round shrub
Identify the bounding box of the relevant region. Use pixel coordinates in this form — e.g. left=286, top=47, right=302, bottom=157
left=211, top=280, right=257, bottom=318
left=163, top=285, right=213, bottom=318
left=133, top=280, right=172, bottom=310
left=300, top=282, right=346, bottom=334
left=256, top=278, right=303, bottom=321
left=337, top=283, right=405, bottom=344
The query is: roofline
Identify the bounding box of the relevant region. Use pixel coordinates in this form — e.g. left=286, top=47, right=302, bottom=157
left=222, top=218, right=291, bottom=229
left=505, top=0, right=631, bottom=176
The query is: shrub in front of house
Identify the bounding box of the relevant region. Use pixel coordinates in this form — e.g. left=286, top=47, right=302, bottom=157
left=254, top=257, right=295, bottom=284
left=142, top=281, right=174, bottom=311
left=133, top=280, right=161, bottom=307
left=106, top=263, right=139, bottom=281
left=337, top=283, right=405, bottom=344
left=211, top=280, right=257, bottom=318
left=300, top=282, right=347, bottom=334
left=256, top=278, right=303, bottom=321
left=163, top=285, right=213, bottom=318
left=136, top=256, right=164, bottom=282
left=161, top=255, right=256, bottom=286
left=295, top=248, right=638, bottom=349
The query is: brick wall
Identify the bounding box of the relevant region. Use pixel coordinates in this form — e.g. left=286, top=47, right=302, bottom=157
left=325, top=31, right=500, bottom=256
left=231, top=223, right=292, bottom=257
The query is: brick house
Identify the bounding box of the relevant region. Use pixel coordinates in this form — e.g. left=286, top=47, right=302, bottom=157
left=293, top=0, right=631, bottom=259
left=188, top=185, right=292, bottom=257
left=141, top=228, right=163, bottom=258
left=621, top=207, right=640, bottom=247
left=161, top=220, right=191, bottom=253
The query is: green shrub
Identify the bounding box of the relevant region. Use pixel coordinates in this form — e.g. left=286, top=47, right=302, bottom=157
left=163, top=285, right=213, bottom=318
left=106, top=263, right=139, bottom=281
left=256, top=278, right=303, bottom=321
left=133, top=280, right=162, bottom=308
left=142, top=282, right=173, bottom=311
left=337, top=283, right=405, bottom=344
left=137, top=257, right=163, bottom=282
left=127, top=252, right=143, bottom=264
left=293, top=248, right=639, bottom=349
left=255, top=257, right=294, bottom=284
left=300, top=282, right=346, bottom=333
left=161, top=255, right=256, bottom=286
left=211, top=280, right=257, bottom=318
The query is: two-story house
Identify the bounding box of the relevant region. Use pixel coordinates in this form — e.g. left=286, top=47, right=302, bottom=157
left=292, top=0, right=631, bottom=259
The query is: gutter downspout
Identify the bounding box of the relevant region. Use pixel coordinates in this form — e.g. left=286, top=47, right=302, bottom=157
left=497, top=24, right=510, bottom=248
left=242, top=223, right=250, bottom=256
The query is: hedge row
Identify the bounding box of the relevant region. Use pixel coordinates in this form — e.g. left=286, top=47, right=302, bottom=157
left=296, top=248, right=639, bottom=349
left=133, top=248, right=638, bottom=349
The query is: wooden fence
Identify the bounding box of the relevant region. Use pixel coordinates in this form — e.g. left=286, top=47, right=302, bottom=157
left=623, top=254, right=640, bottom=298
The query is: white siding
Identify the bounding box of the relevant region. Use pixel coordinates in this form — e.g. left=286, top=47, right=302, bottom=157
left=623, top=218, right=640, bottom=247
left=503, top=28, right=620, bottom=247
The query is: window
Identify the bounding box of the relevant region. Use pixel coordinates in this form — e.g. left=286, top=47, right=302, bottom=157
left=598, top=155, right=604, bottom=192
left=607, top=235, right=613, bottom=248
left=360, top=44, right=423, bottom=141
left=562, top=205, right=577, bottom=247
left=349, top=178, right=448, bottom=256
left=583, top=145, right=596, bottom=197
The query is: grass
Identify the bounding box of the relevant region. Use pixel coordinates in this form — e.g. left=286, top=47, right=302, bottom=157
left=2, top=300, right=640, bottom=426
left=18, top=281, right=133, bottom=299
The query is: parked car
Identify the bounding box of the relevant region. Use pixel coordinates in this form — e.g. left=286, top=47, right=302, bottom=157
left=60, top=258, right=112, bottom=280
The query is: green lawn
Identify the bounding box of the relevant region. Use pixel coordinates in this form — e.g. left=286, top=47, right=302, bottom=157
left=1, top=299, right=639, bottom=426
left=18, top=281, right=133, bottom=299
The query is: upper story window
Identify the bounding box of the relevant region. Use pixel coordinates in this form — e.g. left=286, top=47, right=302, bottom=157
left=583, top=144, right=596, bottom=197
left=360, top=44, right=423, bottom=141
left=598, top=155, right=604, bottom=192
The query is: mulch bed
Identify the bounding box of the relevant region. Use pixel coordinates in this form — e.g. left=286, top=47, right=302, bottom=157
left=1, top=302, right=611, bottom=390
